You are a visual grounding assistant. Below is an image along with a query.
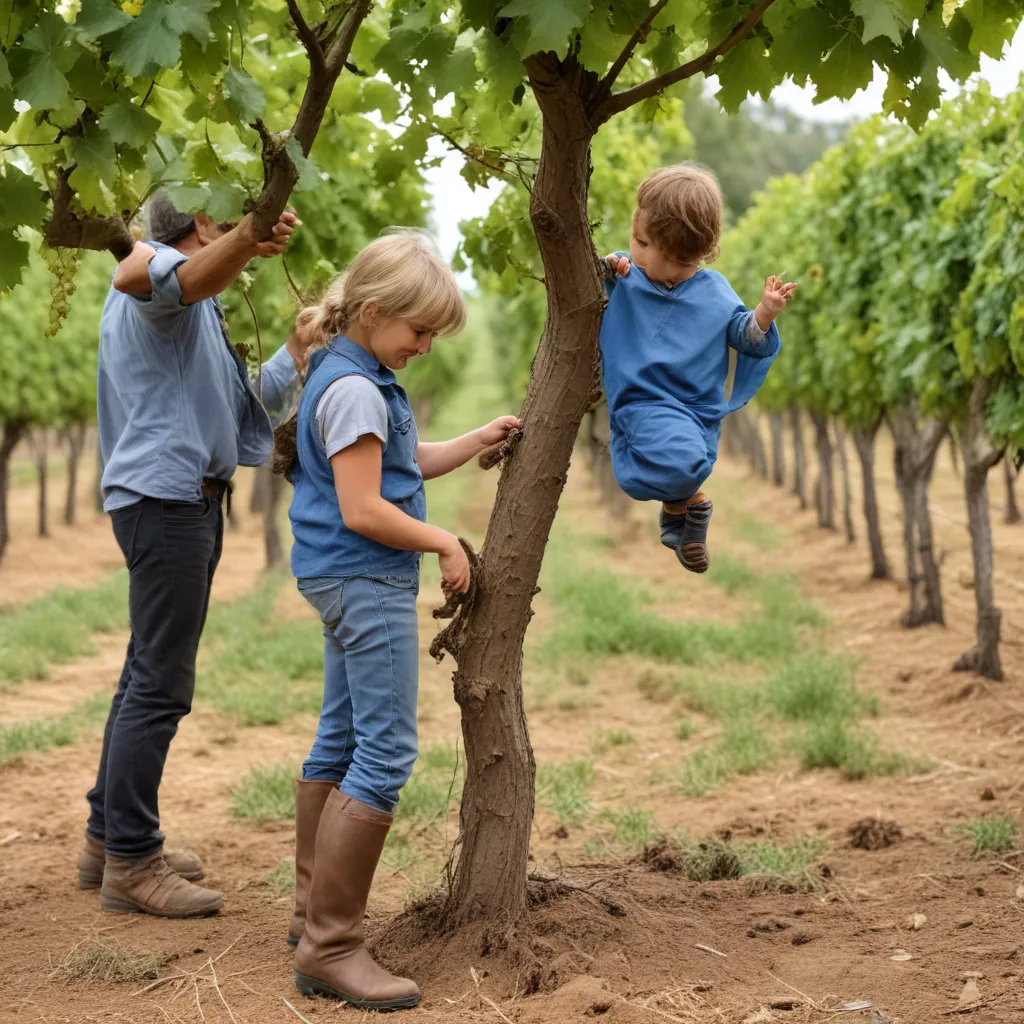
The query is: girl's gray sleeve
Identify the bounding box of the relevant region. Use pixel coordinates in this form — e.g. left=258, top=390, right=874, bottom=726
left=314, top=376, right=389, bottom=459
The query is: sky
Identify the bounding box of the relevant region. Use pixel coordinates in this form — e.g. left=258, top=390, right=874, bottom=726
left=424, top=25, right=1024, bottom=264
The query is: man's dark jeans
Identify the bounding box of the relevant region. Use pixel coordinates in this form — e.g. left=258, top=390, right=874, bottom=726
left=86, top=496, right=223, bottom=860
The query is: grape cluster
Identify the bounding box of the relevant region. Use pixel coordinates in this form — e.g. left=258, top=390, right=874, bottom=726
left=41, top=243, right=81, bottom=339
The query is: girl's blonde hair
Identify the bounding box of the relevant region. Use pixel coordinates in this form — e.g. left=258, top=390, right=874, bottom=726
left=635, top=163, right=723, bottom=265
left=296, top=230, right=466, bottom=351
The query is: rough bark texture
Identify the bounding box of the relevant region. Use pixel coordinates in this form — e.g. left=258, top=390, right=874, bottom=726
left=952, top=379, right=1003, bottom=680
left=810, top=412, right=834, bottom=530
left=586, top=404, right=633, bottom=528
left=62, top=423, right=87, bottom=526
left=258, top=465, right=285, bottom=568
left=834, top=421, right=855, bottom=543
left=789, top=404, right=807, bottom=509
left=438, top=59, right=603, bottom=929
left=0, top=421, right=28, bottom=564
left=889, top=401, right=946, bottom=627
left=852, top=423, right=890, bottom=580
left=1004, top=457, right=1021, bottom=525
left=29, top=431, right=49, bottom=539
left=769, top=412, right=784, bottom=487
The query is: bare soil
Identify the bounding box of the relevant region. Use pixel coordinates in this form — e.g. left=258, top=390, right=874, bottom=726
left=2, top=437, right=1024, bottom=1024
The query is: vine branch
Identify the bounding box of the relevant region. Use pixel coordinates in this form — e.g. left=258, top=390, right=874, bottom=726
left=286, top=0, right=327, bottom=81
left=595, top=0, right=778, bottom=121
left=593, top=0, right=669, bottom=103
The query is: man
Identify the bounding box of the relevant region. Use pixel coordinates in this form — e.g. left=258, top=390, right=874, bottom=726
left=79, top=195, right=308, bottom=918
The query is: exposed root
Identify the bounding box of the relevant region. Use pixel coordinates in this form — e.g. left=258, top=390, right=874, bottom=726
left=430, top=538, right=481, bottom=663
left=478, top=427, right=523, bottom=470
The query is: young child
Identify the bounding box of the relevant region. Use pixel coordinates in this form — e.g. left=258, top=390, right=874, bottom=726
left=282, top=232, right=518, bottom=1010
left=601, top=163, right=795, bottom=572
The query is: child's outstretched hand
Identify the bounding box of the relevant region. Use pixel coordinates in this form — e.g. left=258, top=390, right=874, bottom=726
left=477, top=416, right=521, bottom=449
left=604, top=254, right=631, bottom=277
left=760, top=274, right=797, bottom=319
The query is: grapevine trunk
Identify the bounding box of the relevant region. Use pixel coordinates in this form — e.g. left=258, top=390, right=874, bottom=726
left=769, top=412, right=785, bottom=487
left=63, top=423, right=87, bottom=527
left=952, top=379, right=1003, bottom=680
left=889, top=402, right=945, bottom=627
left=810, top=412, right=834, bottom=530
left=1003, top=458, right=1021, bottom=525
left=851, top=423, right=890, bottom=580
left=789, top=404, right=807, bottom=509
left=442, top=67, right=603, bottom=928
left=0, top=421, right=29, bottom=565
left=834, top=421, right=855, bottom=543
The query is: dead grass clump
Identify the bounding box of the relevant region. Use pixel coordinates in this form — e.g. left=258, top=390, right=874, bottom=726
left=49, top=940, right=169, bottom=984
left=848, top=818, right=903, bottom=850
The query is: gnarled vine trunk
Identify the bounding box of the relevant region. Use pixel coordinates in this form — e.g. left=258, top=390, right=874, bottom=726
left=29, top=430, right=49, bottom=539
left=834, top=421, right=855, bottom=543
left=440, top=62, right=603, bottom=928
left=952, top=379, right=1003, bottom=680
left=252, top=464, right=286, bottom=568
left=62, top=423, right=88, bottom=526
left=889, top=400, right=946, bottom=627
left=789, top=404, right=807, bottom=509
left=751, top=411, right=768, bottom=479
left=1004, top=457, right=1020, bottom=525
left=851, top=421, right=890, bottom=580
left=768, top=412, right=784, bottom=486
left=810, top=412, right=834, bottom=530
left=0, top=421, right=28, bottom=565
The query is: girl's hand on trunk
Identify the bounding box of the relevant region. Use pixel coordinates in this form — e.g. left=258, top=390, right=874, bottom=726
left=476, top=416, right=521, bottom=450
left=604, top=254, right=631, bottom=277
left=439, top=533, right=471, bottom=595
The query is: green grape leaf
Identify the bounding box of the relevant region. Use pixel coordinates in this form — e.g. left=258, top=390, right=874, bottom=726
left=75, top=0, right=134, bottom=37
left=768, top=5, right=843, bottom=81
left=286, top=136, right=321, bottom=192
left=716, top=38, right=781, bottom=111
left=99, top=98, right=161, bottom=147
left=67, top=123, right=118, bottom=213
left=577, top=12, right=624, bottom=70
left=0, top=52, right=10, bottom=90
left=0, top=167, right=47, bottom=231
left=0, top=230, right=30, bottom=293
left=498, top=0, right=593, bottom=56
left=811, top=30, right=874, bottom=101
left=164, top=0, right=214, bottom=43
left=432, top=41, right=479, bottom=99
left=13, top=52, right=70, bottom=110
left=205, top=180, right=247, bottom=222
left=852, top=0, right=909, bottom=44
left=166, top=181, right=210, bottom=212
left=961, top=0, right=1019, bottom=57
left=222, top=64, right=266, bottom=122
left=110, top=4, right=183, bottom=78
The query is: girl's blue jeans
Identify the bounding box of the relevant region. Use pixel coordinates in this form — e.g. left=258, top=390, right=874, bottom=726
left=297, top=574, right=419, bottom=815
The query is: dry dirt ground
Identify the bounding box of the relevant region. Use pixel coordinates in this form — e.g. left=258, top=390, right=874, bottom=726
left=2, top=433, right=1024, bottom=1024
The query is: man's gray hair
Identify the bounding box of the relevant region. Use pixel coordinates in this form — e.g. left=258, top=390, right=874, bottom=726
left=145, top=192, right=197, bottom=246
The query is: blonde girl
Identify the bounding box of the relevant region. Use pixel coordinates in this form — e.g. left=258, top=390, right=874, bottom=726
left=282, top=233, right=518, bottom=1009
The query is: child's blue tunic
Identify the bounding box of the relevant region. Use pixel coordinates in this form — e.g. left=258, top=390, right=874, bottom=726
left=599, top=264, right=780, bottom=503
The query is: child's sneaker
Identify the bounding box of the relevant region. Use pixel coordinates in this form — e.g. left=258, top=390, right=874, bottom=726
left=659, top=508, right=688, bottom=551
left=676, top=498, right=713, bottom=573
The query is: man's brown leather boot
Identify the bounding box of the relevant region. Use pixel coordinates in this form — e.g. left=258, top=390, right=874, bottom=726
left=101, top=852, right=223, bottom=918
left=78, top=833, right=203, bottom=889
left=294, top=790, right=419, bottom=1009
left=286, top=778, right=340, bottom=946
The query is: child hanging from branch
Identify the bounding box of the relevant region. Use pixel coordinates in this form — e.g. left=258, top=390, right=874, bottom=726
left=601, top=164, right=796, bottom=572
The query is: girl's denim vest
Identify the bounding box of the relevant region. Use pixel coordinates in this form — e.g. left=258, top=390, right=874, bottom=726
left=289, top=336, right=426, bottom=580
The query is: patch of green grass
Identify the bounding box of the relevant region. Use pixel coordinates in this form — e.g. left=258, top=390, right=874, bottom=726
left=797, top=716, right=922, bottom=780
left=198, top=574, right=324, bottom=727
left=266, top=859, right=296, bottom=895
left=707, top=554, right=757, bottom=595
left=591, top=728, right=635, bottom=755
left=557, top=694, right=590, bottom=711
left=602, top=808, right=657, bottom=852
left=675, top=719, right=696, bottom=741
left=673, top=834, right=826, bottom=889
left=537, top=759, right=596, bottom=825
left=229, top=763, right=297, bottom=824
left=764, top=653, right=861, bottom=723
left=0, top=691, right=110, bottom=765
left=955, top=816, right=1016, bottom=855
left=734, top=514, right=786, bottom=550
left=0, top=573, right=129, bottom=684
left=679, top=718, right=775, bottom=796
